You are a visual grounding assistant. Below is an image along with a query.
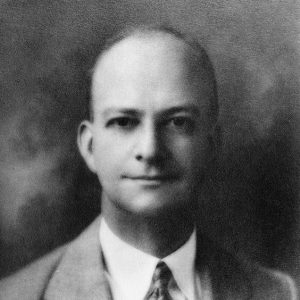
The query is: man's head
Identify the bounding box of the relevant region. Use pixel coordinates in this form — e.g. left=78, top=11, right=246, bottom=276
left=78, top=25, right=218, bottom=217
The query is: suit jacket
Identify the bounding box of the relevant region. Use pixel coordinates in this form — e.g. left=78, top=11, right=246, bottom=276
left=0, top=216, right=297, bottom=300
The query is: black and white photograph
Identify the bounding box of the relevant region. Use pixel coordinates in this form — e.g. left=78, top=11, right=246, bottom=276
left=0, top=1, right=299, bottom=299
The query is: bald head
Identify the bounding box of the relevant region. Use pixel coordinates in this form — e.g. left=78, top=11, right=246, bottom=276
left=89, top=25, right=218, bottom=128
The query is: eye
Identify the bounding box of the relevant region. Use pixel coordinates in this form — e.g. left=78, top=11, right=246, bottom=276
left=168, top=116, right=195, bottom=134
left=106, top=117, right=139, bottom=129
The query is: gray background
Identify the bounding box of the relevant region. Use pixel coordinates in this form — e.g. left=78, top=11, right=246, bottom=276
left=0, top=0, right=299, bottom=287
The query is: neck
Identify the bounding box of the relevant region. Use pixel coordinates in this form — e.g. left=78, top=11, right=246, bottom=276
left=102, top=195, right=195, bottom=258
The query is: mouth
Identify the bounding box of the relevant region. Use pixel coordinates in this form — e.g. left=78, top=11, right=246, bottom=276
left=122, top=174, right=179, bottom=185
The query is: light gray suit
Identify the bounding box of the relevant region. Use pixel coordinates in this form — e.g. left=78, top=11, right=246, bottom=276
left=0, top=217, right=297, bottom=299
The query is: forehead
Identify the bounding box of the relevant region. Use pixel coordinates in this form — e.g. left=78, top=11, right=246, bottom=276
left=91, top=33, right=211, bottom=113
left=93, top=34, right=189, bottom=85
left=102, top=33, right=187, bottom=65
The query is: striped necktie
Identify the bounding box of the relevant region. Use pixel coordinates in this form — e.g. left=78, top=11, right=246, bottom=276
left=144, top=261, right=187, bottom=300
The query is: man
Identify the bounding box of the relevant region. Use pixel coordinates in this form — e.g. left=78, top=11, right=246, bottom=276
left=0, top=25, right=297, bottom=299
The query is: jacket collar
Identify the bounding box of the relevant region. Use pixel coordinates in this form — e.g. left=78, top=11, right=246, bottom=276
left=44, top=217, right=112, bottom=299
left=45, top=216, right=252, bottom=299
left=195, top=231, right=252, bottom=300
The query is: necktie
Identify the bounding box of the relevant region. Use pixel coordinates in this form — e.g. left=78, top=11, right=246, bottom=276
left=144, top=261, right=187, bottom=300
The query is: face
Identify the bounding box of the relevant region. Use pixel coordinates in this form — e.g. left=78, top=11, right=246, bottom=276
left=79, top=34, right=214, bottom=217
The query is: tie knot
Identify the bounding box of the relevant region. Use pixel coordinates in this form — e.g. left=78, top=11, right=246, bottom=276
left=144, top=261, right=186, bottom=300
left=152, top=261, right=172, bottom=290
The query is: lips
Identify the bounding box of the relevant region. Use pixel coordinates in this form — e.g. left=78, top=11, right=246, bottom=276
left=122, top=174, right=179, bottom=182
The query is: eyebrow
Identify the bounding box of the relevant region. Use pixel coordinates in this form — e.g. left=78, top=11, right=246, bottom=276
left=99, top=105, right=201, bottom=118
left=99, top=108, right=142, bottom=118
left=160, top=105, right=200, bottom=116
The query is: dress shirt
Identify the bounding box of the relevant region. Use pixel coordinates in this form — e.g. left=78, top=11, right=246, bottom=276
left=99, top=218, right=213, bottom=300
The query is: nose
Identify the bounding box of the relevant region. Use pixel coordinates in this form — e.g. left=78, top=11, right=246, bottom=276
left=134, top=123, right=164, bottom=163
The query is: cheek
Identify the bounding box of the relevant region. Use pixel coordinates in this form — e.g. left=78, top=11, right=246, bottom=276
left=172, top=137, right=209, bottom=174
left=93, top=137, right=125, bottom=178
left=171, top=135, right=207, bottom=159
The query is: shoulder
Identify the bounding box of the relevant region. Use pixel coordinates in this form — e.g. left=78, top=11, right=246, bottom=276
left=196, top=234, right=298, bottom=299
left=0, top=245, right=67, bottom=300
left=214, top=247, right=297, bottom=299
left=0, top=218, right=102, bottom=300
left=241, top=259, right=298, bottom=300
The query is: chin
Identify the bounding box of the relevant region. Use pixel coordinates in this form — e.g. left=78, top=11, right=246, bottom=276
left=122, top=192, right=190, bottom=217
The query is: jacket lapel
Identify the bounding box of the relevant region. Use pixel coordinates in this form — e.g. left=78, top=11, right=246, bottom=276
left=45, top=217, right=252, bottom=300
left=44, top=216, right=112, bottom=300
left=195, top=231, right=252, bottom=300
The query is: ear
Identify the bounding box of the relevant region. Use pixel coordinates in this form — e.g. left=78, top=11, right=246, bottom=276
left=77, top=120, right=97, bottom=173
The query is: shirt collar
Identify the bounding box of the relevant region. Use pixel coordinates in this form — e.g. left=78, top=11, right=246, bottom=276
left=99, top=217, right=196, bottom=300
